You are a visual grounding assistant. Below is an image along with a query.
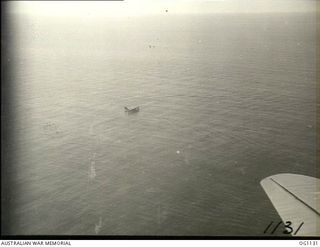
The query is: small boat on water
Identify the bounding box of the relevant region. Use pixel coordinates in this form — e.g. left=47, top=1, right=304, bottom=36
left=124, top=106, right=140, bottom=114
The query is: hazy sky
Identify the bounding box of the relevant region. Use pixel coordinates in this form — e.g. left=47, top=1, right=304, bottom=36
left=10, top=0, right=318, bottom=17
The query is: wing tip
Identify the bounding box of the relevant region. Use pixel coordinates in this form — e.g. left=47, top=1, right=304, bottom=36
left=260, top=173, right=293, bottom=186
left=260, top=173, right=315, bottom=186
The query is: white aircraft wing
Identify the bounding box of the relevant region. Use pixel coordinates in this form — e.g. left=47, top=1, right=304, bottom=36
left=260, top=173, right=320, bottom=236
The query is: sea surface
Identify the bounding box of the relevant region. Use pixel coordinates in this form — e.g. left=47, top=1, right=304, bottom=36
left=3, top=12, right=318, bottom=235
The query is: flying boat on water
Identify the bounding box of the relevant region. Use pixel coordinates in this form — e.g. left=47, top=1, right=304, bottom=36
left=124, top=106, right=140, bottom=114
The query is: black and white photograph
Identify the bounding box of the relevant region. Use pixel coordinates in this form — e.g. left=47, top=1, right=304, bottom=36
left=1, top=0, right=319, bottom=238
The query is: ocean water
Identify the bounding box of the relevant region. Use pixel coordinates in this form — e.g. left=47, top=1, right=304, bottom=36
left=3, top=12, right=318, bottom=235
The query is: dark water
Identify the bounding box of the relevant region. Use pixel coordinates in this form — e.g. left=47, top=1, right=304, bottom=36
left=3, top=12, right=318, bottom=235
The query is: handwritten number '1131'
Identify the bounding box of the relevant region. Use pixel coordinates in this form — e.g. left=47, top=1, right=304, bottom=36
left=264, top=221, right=304, bottom=235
